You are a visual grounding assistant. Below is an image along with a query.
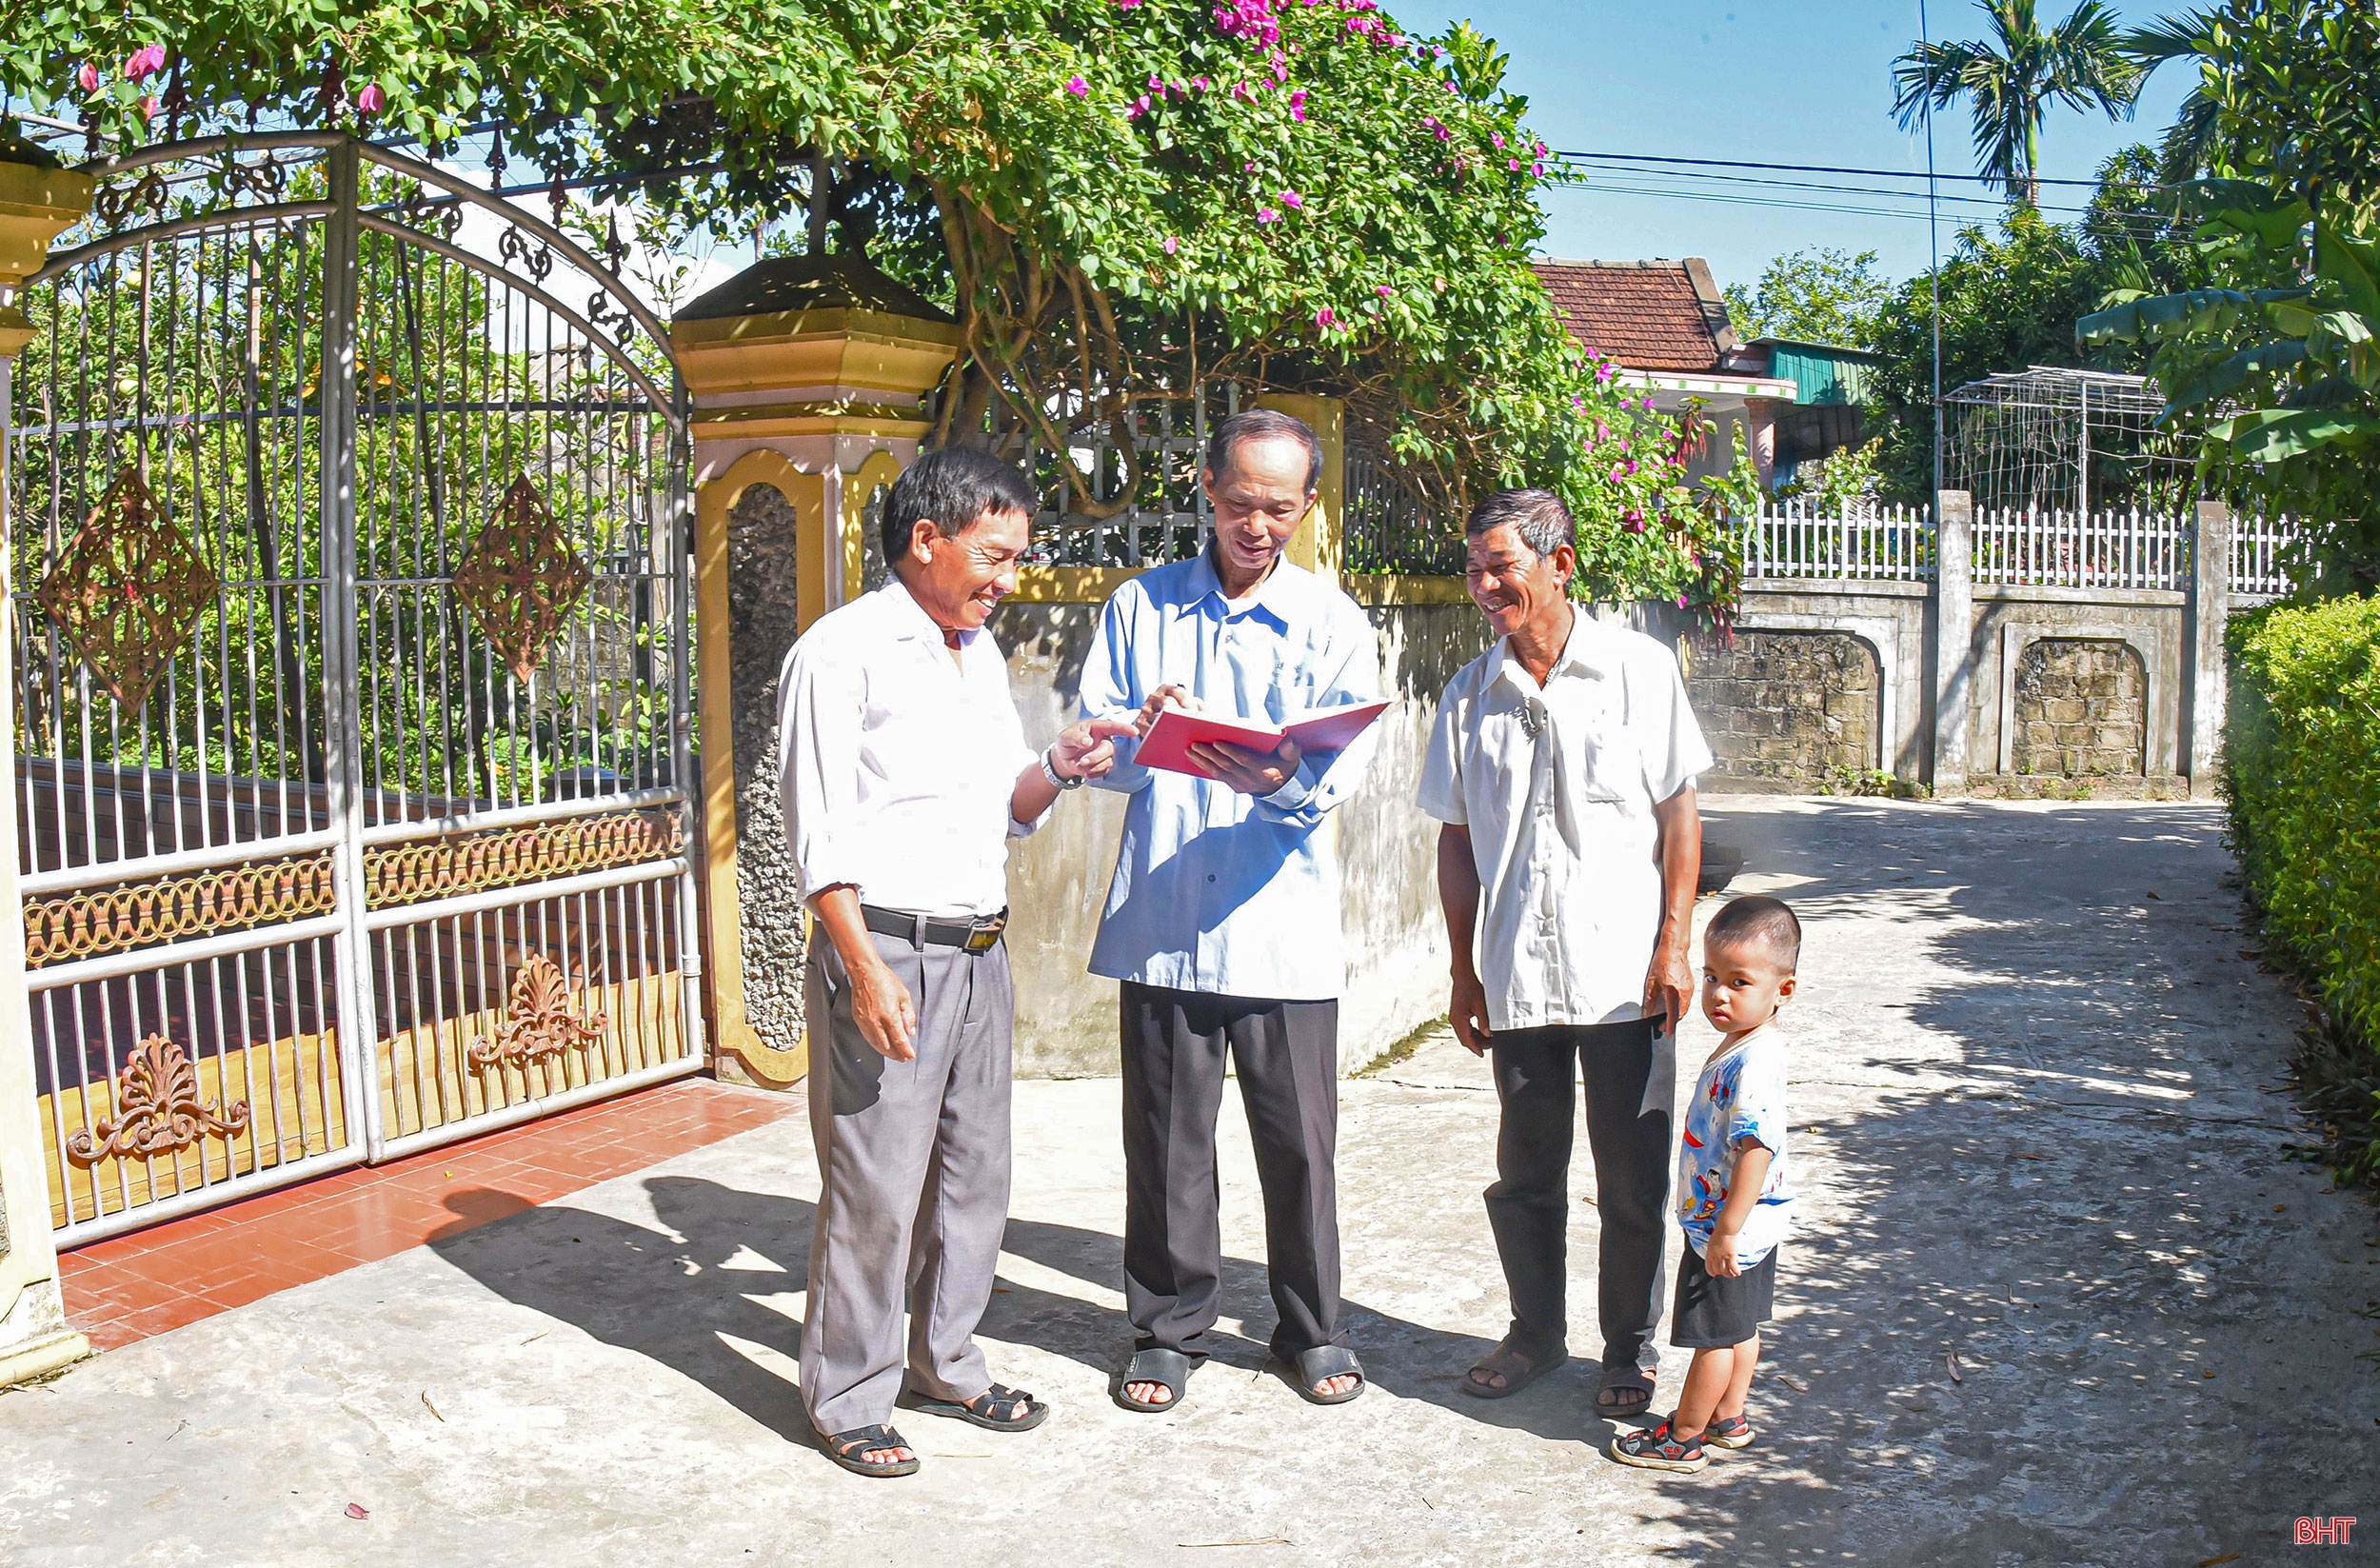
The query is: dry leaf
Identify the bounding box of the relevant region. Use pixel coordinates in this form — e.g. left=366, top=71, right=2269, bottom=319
left=2012, top=1152, right=2050, bottom=1161
left=2146, top=890, right=2160, bottom=900
left=1946, top=1350, right=1963, bottom=1384
left=1774, top=1372, right=1809, bottom=1393
left=345, top=1503, right=369, bottom=1521
left=2198, top=1554, right=2243, bottom=1566
left=1179, top=1540, right=1290, bottom=1551
left=521, top=1332, right=547, bottom=1345
left=421, top=1392, right=445, bottom=1422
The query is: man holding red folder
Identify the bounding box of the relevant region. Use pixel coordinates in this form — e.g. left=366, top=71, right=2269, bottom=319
left=1078, top=407, right=1383, bottom=1415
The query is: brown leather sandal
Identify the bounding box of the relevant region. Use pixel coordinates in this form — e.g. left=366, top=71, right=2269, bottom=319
left=1460, top=1337, right=1567, bottom=1399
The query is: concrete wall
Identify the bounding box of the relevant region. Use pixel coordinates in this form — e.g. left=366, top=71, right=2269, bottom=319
left=991, top=599, right=1493, bottom=1078
left=2009, top=638, right=2149, bottom=780
left=1962, top=586, right=2187, bottom=798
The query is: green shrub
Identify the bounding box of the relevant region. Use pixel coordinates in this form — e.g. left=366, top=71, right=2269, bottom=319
left=2225, top=594, right=2380, bottom=1053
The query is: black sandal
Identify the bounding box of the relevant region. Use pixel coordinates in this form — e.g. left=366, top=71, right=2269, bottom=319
left=820, top=1423, right=920, bottom=1479
left=1461, top=1335, right=1566, bottom=1399
left=1273, top=1343, right=1366, bottom=1406
left=902, top=1382, right=1049, bottom=1432
left=1113, top=1348, right=1193, bottom=1413
left=1597, top=1366, right=1656, bottom=1419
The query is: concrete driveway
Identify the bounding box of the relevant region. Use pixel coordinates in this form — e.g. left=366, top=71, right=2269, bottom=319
left=2, top=798, right=2374, bottom=1565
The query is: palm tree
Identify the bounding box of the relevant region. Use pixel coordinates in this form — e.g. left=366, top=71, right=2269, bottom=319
left=1892, top=0, right=2144, bottom=208
left=2121, top=9, right=2223, bottom=186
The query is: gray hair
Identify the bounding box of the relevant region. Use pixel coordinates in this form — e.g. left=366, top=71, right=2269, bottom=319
left=1204, top=407, right=1323, bottom=493
left=1464, top=488, right=1575, bottom=559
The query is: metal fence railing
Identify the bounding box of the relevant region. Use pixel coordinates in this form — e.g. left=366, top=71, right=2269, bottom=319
left=1738, top=503, right=1935, bottom=582
left=1006, top=388, right=1238, bottom=568
left=1342, top=452, right=1459, bottom=575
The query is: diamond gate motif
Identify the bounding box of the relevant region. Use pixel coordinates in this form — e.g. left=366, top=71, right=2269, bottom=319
left=451, top=475, right=594, bottom=682
left=32, top=466, right=221, bottom=710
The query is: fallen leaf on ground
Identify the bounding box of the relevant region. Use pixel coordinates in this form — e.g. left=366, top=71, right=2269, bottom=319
left=521, top=1332, right=546, bottom=1345
left=2146, top=890, right=2160, bottom=900
left=2012, top=1152, right=2050, bottom=1161
left=345, top=1504, right=369, bottom=1520
left=421, top=1392, right=444, bottom=1422
left=1179, top=1540, right=1290, bottom=1550
left=2198, top=1553, right=2242, bottom=1566
left=1946, top=1351, right=1963, bottom=1383
left=1774, top=1373, right=1809, bottom=1393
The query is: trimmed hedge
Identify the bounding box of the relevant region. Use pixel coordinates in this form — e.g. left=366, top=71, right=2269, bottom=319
left=2225, top=594, right=2380, bottom=1049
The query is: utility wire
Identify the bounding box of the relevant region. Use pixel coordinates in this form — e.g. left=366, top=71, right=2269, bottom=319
left=1553, top=149, right=2166, bottom=190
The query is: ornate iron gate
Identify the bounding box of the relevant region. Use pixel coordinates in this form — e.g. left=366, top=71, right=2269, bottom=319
left=4, top=133, right=703, bottom=1242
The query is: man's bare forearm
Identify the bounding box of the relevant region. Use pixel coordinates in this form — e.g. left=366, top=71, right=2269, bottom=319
left=809, top=884, right=879, bottom=969
left=1652, top=785, right=1700, bottom=958
left=1436, top=824, right=1482, bottom=980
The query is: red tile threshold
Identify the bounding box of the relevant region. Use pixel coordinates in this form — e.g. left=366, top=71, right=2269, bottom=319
left=58, top=1077, right=804, bottom=1352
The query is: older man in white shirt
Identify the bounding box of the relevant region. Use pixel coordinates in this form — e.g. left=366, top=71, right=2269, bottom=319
left=1416, top=487, right=1712, bottom=1422
left=779, top=447, right=1132, bottom=1479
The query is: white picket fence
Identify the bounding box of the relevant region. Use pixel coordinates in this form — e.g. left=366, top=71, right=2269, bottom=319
left=1739, top=502, right=2299, bottom=599
left=1737, top=502, right=1934, bottom=582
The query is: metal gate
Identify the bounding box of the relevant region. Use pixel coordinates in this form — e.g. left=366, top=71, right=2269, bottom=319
left=4, top=132, right=703, bottom=1243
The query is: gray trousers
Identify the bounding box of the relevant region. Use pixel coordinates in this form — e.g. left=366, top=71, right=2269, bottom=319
left=1485, top=1018, right=1676, bottom=1375
left=800, top=929, right=1013, bottom=1437
left=1119, top=982, right=1342, bottom=1364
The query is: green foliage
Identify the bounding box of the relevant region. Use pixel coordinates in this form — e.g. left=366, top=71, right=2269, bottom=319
left=2124, top=0, right=2380, bottom=220
left=1818, top=765, right=1931, bottom=800
left=2078, top=181, right=2380, bottom=586
left=2224, top=594, right=2380, bottom=1178
left=0, top=0, right=1725, bottom=613
left=1721, top=248, right=1892, bottom=348
left=1867, top=205, right=2141, bottom=503
left=1891, top=0, right=2142, bottom=207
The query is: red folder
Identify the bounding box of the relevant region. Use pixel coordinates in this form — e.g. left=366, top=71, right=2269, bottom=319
left=1133, top=699, right=1392, bottom=780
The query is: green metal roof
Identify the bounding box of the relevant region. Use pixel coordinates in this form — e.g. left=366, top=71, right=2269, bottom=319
left=1745, top=337, right=1879, bottom=407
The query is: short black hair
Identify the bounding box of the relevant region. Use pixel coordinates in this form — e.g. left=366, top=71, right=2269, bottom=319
left=1464, top=487, right=1575, bottom=558
left=1204, top=407, right=1323, bottom=494
left=881, top=447, right=1039, bottom=567
left=1705, top=895, right=1802, bottom=971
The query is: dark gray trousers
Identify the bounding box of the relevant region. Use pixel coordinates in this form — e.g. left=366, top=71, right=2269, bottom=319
left=1119, top=982, right=1342, bottom=1365
left=800, top=930, right=1013, bottom=1437
left=1485, top=1017, right=1676, bottom=1375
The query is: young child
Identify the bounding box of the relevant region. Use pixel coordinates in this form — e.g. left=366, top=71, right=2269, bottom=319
left=1610, top=894, right=1799, bottom=1474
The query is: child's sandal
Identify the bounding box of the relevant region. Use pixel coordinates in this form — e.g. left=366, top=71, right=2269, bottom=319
left=1608, top=1416, right=1710, bottom=1473
left=1700, top=1413, right=1754, bottom=1450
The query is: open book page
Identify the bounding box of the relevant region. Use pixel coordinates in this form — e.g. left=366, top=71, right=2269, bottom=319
left=1134, top=698, right=1391, bottom=779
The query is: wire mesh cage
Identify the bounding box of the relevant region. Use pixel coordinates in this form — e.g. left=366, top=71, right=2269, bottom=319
left=1944, top=367, right=2198, bottom=515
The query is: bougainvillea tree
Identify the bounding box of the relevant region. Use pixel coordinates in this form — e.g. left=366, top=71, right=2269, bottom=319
left=2, top=0, right=1735, bottom=611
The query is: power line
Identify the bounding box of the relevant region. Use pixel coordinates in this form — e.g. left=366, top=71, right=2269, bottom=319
left=1543, top=173, right=2180, bottom=235
left=1553, top=149, right=2165, bottom=190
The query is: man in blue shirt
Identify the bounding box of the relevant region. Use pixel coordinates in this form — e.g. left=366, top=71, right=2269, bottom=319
left=1079, top=407, right=1382, bottom=1414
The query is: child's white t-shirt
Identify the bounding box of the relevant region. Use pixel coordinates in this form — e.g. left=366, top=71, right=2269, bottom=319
left=1676, top=1023, right=1794, bottom=1266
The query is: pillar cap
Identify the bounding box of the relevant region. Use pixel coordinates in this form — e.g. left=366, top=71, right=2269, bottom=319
left=670, top=254, right=962, bottom=403
left=0, top=157, right=94, bottom=293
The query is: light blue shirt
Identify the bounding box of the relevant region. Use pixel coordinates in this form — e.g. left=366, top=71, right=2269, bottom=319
left=1079, top=552, right=1382, bottom=1000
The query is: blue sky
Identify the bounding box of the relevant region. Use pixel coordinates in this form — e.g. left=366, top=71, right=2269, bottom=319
left=1390, top=1, right=2198, bottom=294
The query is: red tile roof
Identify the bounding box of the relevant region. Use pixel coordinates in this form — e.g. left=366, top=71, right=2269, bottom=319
left=1532, top=259, right=1735, bottom=373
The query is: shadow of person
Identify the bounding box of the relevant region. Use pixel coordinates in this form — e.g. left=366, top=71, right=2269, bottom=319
left=429, top=1174, right=1629, bottom=1448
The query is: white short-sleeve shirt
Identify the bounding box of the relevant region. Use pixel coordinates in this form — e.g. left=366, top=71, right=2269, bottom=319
left=1415, top=607, right=1713, bottom=1030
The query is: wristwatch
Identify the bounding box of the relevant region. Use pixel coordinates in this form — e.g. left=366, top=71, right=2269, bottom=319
left=1041, top=746, right=1085, bottom=790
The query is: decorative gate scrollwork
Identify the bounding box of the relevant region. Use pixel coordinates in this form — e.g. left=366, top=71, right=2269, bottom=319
left=469, top=957, right=608, bottom=1072
left=64, top=1036, right=252, bottom=1167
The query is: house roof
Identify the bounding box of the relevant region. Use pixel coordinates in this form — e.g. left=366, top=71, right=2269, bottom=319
left=1531, top=257, right=1736, bottom=372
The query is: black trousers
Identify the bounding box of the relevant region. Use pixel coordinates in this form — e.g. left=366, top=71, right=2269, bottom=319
left=1486, top=1018, right=1675, bottom=1374
left=1119, top=982, right=1342, bottom=1364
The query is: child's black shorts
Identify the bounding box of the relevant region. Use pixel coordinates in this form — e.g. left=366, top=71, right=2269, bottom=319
left=1670, top=1241, right=1776, bottom=1349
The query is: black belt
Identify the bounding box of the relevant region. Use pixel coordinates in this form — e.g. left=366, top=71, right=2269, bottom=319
left=862, top=904, right=1008, bottom=954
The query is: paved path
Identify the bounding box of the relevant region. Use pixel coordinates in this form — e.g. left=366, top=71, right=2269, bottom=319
left=3, top=800, right=2374, bottom=1565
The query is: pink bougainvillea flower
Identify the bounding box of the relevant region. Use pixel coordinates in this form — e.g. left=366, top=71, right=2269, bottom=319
left=1163, top=235, right=1180, bottom=255
left=1533, top=160, right=1545, bottom=177
left=1609, top=465, right=1625, bottom=482
left=1535, top=140, right=1548, bottom=156
left=1596, top=363, right=1616, bottom=382
left=1677, top=594, right=1690, bottom=608
left=356, top=83, right=386, bottom=113
left=1315, top=307, right=1336, bottom=328
left=1443, top=80, right=1458, bottom=92
left=1594, top=421, right=1609, bottom=442
left=1508, top=159, right=1521, bottom=170
left=1279, top=189, right=1303, bottom=208
left=1377, top=285, right=1394, bottom=297
left=1065, top=75, right=1089, bottom=97
left=1491, top=131, right=1505, bottom=149
left=125, top=44, right=166, bottom=80
left=77, top=62, right=99, bottom=93
left=1289, top=89, right=1307, bottom=121
left=138, top=94, right=159, bottom=121
left=1257, top=207, right=1280, bottom=223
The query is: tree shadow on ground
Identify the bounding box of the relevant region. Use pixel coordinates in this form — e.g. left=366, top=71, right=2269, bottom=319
left=426, top=1172, right=1583, bottom=1450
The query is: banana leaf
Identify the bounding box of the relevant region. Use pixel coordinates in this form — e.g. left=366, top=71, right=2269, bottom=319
left=2077, top=287, right=2313, bottom=347
left=2206, top=407, right=2380, bottom=464
left=2161, top=339, right=2308, bottom=410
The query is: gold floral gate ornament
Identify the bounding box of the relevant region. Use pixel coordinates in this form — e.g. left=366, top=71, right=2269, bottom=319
left=64, top=1036, right=252, bottom=1167
left=32, top=466, right=221, bottom=710
left=469, top=956, right=608, bottom=1072
left=451, top=475, right=594, bottom=682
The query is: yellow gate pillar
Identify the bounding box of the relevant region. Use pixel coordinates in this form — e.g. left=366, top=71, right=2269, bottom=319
left=672, top=256, right=962, bottom=1088
left=0, top=156, right=95, bottom=1384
